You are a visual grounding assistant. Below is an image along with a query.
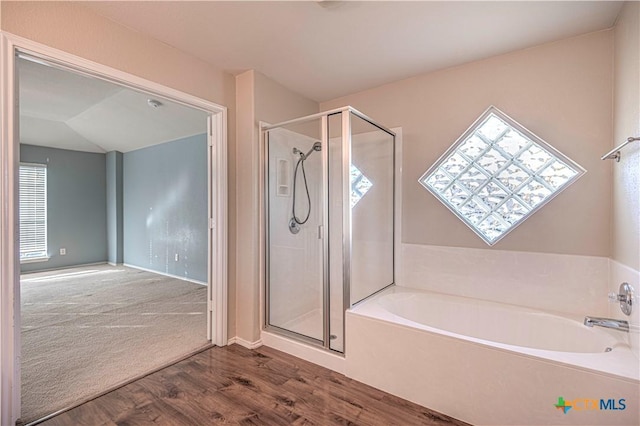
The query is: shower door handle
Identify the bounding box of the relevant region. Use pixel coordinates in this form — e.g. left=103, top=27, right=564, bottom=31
left=318, top=225, right=323, bottom=239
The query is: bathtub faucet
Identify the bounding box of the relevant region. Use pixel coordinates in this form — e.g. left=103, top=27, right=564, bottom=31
left=584, top=316, right=629, bottom=332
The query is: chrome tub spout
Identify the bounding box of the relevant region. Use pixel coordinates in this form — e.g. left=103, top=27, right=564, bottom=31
left=584, top=316, right=629, bottom=332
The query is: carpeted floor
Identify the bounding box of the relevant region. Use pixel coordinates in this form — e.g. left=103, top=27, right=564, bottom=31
left=20, top=264, right=208, bottom=424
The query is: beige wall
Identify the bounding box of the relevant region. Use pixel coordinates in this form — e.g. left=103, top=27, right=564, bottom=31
left=234, top=70, right=318, bottom=342
left=1, top=2, right=235, bottom=107
left=233, top=71, right=255, bottom=341
left=322, top=30, right=614, bottom=257
left=612, top=2, right=640, bottom=271
left=254, top=72, right=319, bottom=126
left=1, top=1, right=239, bottom=336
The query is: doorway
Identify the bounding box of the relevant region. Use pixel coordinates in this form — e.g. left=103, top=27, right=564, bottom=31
left=0, top=34, right=228, bottom=425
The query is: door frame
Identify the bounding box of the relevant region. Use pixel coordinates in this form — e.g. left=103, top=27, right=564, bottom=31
left=0, top=32, right=228, bottom=425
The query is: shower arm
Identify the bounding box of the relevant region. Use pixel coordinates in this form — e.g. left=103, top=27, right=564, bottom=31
left=303, top=146, right=316, bottom=158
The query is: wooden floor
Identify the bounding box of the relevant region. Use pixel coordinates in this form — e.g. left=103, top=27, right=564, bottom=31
left=40, top=344, right=468, bottom=426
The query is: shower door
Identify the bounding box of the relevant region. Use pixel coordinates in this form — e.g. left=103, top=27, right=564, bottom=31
left=265, top=119, right=325, bottom=343
left=264, top=107, right=395, bottom=353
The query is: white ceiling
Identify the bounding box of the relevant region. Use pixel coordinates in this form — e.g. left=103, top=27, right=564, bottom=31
left=18, top=1, right=624, bottom=152
left=18, top=57, right=208, bottom=153
left=85, top=1, right=624, bottom=102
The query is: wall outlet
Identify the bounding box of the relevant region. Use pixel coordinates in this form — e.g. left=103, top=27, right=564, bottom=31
left=174, top=253, right=179, bottom=262
left=60, top=248, right=66, bottom=256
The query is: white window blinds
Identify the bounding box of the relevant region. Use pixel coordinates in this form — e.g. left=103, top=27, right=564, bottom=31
left=19, top=163, right=48, bottom=261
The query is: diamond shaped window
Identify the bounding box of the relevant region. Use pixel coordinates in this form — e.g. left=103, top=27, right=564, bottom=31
left=351, top=164, right=372, bottom=208
left=419, top=106, right=585, bottom=245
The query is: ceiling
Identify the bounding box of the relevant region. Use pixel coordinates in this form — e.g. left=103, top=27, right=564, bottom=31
left=18, top=57, right=208, bottom=153
left=84, top=1, right=624, bottom=102
left=18, top=1, right=623, bottom=152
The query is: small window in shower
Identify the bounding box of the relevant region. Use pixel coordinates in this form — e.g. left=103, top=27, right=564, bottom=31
left=419, top=106, right=585, bottom=245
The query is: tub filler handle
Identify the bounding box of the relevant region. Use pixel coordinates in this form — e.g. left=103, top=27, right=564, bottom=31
left=608, top=282, right=634, bottom=316
left=583, top=316, right=629, bottom=332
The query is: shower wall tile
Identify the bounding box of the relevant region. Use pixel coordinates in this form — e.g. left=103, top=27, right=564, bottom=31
left=399, top=243, right=609, bottom=316
left=266, top=128, right=323, bottom=338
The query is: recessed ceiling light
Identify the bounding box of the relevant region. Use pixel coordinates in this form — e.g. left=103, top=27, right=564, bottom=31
left=147, top=99, right=163, bottom=108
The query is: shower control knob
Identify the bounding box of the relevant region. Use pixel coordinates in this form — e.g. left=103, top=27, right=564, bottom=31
left=608, top=283, right=634, bottom=316
left=608, top=292, right=624, bottom=303
left=289, top=218, right=301, bottom=234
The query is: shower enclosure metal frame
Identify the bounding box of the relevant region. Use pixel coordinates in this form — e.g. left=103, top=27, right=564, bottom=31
left=261, top=106, right=396, bottom=353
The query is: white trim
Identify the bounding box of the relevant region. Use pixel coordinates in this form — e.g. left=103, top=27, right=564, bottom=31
left=212, top=109, right=228, bottom=347
left=122, top=263, right=207, bottom=286
left=19, top=256, right=50, bottom=265
left=0, top=31, right=21, bottom=426
left=12, top=34, right=217, bottom=114
left=0, top=31, right=228, bottom=423
left=20, top=261, right=108, bottom=275
left=261, top=331, right=346, bottom=374
left=227, top=336, right=263, bottom=350
left=207, top=116, right=213, bottom=342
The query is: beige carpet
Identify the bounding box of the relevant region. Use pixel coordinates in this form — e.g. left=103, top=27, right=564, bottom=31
left=20, top=264, right=208, bottom=424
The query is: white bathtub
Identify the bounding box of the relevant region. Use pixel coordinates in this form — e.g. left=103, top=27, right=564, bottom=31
left=379, top=291, right=627, bottom=354
left=346, top=286, right=639, bottom=425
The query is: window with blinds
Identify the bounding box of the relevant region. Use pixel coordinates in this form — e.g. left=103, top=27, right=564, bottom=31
left=19, top=163, right=48, bottom=262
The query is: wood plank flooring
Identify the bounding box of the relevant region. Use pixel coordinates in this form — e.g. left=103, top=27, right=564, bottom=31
left=40, top=344, right=469, bottom=426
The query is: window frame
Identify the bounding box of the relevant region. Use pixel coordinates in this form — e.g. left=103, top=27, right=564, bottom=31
left=19, top=162, right=49, bottom=263
left=419, top=106, right=586, bottom=245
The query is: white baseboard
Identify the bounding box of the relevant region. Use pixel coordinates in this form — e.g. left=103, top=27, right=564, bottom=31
left=20, top=261, right=108, bottom=275
left=123, top=263, right=207, bottom=286
left=261, top=330, right=345, bottom=374
left=227, top=336, right=263, bottom=349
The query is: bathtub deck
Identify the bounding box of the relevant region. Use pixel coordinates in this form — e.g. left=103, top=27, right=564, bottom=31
left=39, top=344, right=468, bottom=426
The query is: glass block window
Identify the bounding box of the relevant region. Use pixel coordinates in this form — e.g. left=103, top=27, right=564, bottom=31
left=351, top=164, right=372, bottom=208
left=419, top=106, right=585, bottom=245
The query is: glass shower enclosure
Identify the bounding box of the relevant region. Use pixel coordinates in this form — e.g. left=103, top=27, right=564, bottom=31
left=262, top=107, right=395, bottom=353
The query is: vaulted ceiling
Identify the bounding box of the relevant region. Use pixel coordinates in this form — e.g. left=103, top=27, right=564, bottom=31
left=18, top=57, right=208, bottom=153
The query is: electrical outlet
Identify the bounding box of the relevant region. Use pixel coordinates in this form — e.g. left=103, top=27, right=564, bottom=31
left=60, top=248, right=66, bottom=255
left=174, top=253, right=179, bottom=262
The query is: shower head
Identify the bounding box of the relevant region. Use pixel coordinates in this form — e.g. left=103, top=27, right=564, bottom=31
left=304, top=141, right=322, bottom=158
left=294, top=141, right=322, bottom=160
